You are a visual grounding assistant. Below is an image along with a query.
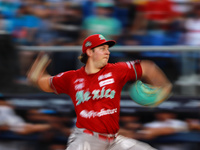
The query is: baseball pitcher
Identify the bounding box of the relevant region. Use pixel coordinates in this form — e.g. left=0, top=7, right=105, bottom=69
left=27, top=34, right=172, bottom=150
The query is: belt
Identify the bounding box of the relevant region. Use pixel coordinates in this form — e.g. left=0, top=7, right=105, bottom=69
left=83, top=129, right=117, bottom=141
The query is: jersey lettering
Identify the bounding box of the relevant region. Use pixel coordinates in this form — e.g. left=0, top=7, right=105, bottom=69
left=99, top=78, right=114, bottom=87
left=80, top=108, right=118, bottom=118
left=92, top=90, right=100, bottom=99
left=76, top=87, right=116, bottom=105
left=76, top=91, right=91, bottom=105
left=98, top=72, right=112, bottom=81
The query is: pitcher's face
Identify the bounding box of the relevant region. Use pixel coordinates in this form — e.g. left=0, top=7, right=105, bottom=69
left=92, top=44, right=110, bottom=68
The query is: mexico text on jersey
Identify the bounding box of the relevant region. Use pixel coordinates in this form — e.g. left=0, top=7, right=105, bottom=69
left=50, top=61, right=142, bottom=134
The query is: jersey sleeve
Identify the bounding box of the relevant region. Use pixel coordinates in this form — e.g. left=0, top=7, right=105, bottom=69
left=115, top=60, right=142, bottom=83
left=50, top=71, right=75, bottom=95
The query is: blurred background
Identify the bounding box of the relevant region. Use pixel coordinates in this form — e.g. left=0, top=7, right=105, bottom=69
left=1, top=0, right=200, bottom=150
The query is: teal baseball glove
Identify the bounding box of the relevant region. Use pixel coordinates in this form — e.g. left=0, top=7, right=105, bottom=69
left=129, top=80, right=170, bottom=107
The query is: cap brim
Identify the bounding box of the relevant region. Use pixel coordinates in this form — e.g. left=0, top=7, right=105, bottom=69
left=104, top=40, right=116, bottom=48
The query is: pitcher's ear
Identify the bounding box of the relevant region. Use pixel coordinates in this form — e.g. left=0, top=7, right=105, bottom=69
left=86, top=48, right=94, bottom=57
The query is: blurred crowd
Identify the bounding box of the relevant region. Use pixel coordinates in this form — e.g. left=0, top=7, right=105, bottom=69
left=1, top=0, right=200, bottom=89
left=0, top=98, right=75, bottom=150
left=1, top=0, right=200, bottom=47
left=1, top=97, right=200, bottom=150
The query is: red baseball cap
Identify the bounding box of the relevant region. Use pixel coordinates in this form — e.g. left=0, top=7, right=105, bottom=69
left=82, top=34, right=116, bottom=53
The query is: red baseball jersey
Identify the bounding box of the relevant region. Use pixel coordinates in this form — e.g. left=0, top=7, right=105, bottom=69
left=50, top=61, right=142, bottom=134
